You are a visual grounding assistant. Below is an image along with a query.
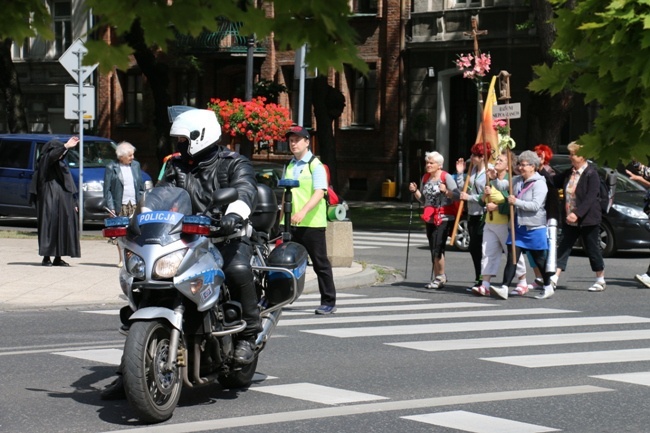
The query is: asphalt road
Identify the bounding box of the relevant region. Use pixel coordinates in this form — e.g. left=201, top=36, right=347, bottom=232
left=2, top=228, right=650, bottom=432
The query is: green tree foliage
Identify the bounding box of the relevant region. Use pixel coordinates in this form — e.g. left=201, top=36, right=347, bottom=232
left=84, top=0, right=367, bottom=75
left=528, top=0, right=650, bottom=165
left=0, top=0, right=53, bottom=41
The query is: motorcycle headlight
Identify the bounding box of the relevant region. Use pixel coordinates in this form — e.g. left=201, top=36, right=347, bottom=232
left=153, top=249, right=188, bottom=279
left=612, top=204, right=649, bottom=220
left=125, top=250, right=145, bottom=279
left=83, top=180, right=104, bottom=192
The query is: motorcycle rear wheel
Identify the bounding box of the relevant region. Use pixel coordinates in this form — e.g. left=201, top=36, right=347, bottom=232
left=217, top=356, right=259, bottom=389
left=123, top=320, right=183, bottom=423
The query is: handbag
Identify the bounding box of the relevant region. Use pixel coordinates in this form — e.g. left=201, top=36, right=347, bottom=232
left=421, top=205, right=443, bottom=226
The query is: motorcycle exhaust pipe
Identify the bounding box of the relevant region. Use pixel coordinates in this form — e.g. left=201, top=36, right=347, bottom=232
left=546, top=218, right=558, bottom=273
left=255, top=309, right=282, bottom=347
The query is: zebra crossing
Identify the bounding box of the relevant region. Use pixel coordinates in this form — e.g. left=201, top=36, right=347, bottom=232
left=353, top=230, right=428, bottom=250
left=66, top=293, right=650, bottom=431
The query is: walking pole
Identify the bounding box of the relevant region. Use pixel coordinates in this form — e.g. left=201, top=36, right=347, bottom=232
left=405, top=195, right=414, bottom=279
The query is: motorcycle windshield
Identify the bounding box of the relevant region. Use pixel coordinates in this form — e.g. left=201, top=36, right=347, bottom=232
left=129, top=186, right=193, bottom=246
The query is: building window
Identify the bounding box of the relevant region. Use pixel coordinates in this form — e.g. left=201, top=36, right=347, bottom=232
left=452, top=0, right=482, bottom=8
left=350, top=0, right=378, bottom=13
left=125, top=73, right=144, bottom=125
left=52, top=0, right=72, bottom=56
left=350, top=65, right=377, bottom=126
left=176, top=72, right=198, bottom=107
left=12, top=38, right=30, bottom=59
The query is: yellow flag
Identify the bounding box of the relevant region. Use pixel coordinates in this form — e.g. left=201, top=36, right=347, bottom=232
left=474, top=75, right=498, bottom=163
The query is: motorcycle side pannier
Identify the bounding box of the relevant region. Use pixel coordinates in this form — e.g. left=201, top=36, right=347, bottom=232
left=266, top=241, right=308, bottom=304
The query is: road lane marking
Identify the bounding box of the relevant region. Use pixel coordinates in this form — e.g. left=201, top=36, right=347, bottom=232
left=388, top=329, right=650, bottom=352
left=592, top=371, right=650, bottom=387
left=286, top=297, right=428, bottom=308
left=281, top=301, right=499, bottom=316
left=281, top=308, right=575, bottom=326
left=484, top=348, right=650, bottom=368
left=97, top=385, right=612, bottom=432
left=302, top=316, right=650, bottom=338
left=402, top=410, right=560, bottom=432
left=251, top=382, right=388, bottom=405
left=54, top=348, right=122, bottom=365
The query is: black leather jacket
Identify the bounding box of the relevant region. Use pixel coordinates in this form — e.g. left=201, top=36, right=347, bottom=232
left=162, top=146, right=258, bottom=217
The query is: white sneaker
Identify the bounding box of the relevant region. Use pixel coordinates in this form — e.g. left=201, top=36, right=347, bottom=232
left=635, top=273, right=650, bottom=289
left=491, top=285, right=509, bottom=300
left=588, top=281, right=606, bottom=292
left=535, top=285, right=555, bottom=300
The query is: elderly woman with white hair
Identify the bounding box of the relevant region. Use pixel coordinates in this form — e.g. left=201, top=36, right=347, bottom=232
left=103, top=141, right=145, bottom=266
left=492, top=150, right=555, bottom=300
left=409, top=151, right=461, bottom=289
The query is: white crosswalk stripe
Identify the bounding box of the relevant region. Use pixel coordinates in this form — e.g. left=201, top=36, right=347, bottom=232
left=60, top=293, right=650, bottom=430
left=354, top=230, right=428, bottom=249
left=403, top=410, right=560, bottom=432
left=301, top=315, right=650, bottom=338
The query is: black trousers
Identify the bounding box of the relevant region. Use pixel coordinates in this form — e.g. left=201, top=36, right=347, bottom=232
left=502, top=246, right=554, bottom=287
left=468, top=215, right=484, bottom=282
left=220, top=239, right=261, bottom=340
left=291, top=226, right=337, bottom=307
left=556, top=224, right=604, bottom=273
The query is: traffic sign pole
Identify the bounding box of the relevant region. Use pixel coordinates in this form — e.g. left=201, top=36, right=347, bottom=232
left=59, top=39, right=98, bottom=236
left=75, top=48, right=85, bottom=234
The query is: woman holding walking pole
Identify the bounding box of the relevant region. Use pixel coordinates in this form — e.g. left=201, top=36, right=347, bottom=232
left=409, top=151, right=460, bottom=289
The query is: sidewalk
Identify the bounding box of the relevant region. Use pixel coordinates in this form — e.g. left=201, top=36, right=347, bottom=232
left=0, top=238, right=379, bottom=311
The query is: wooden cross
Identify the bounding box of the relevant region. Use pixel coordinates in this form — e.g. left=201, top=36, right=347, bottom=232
left=464, top=15, right=487, bottom=58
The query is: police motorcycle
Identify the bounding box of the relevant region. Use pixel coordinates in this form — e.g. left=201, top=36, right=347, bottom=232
left=102, top=178, right=307, bottom=423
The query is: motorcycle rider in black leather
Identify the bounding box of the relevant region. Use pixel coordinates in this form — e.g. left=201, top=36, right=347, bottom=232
left=101, top=107, right=261, bottom=400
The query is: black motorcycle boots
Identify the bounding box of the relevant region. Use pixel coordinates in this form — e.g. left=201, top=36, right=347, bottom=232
left=233, top=340, right=255, bottom=365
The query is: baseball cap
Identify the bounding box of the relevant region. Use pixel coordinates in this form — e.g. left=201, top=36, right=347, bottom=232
left=285, top=125, right=310, bottom=140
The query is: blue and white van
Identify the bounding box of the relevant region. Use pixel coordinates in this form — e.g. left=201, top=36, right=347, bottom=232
left=0, top=134, right=153, bottom=220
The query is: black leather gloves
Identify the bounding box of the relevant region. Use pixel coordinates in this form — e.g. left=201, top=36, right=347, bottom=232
left=220, top=213, right=243, bottom=235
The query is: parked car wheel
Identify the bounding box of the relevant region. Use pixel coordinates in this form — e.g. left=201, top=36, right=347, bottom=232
left=599, top=221, right=616, bottom=258
left=453, top=218, right=470, bottom=251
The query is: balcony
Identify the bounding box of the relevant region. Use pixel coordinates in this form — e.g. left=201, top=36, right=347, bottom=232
left=174, top=19, right=267, bottom=54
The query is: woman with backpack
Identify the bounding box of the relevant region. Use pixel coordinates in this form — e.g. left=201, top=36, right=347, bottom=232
left=409, top=151, right=460, bottom=289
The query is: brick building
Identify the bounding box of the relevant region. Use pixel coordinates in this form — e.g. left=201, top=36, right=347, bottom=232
left=6, top=0, right=591, bottom=200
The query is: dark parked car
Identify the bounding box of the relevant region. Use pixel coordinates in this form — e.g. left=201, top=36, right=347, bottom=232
left=549, top=155, right=650, bottom=257
left=252, top=161, right=285, bottom=235
left=0, top=134, right=153, bottom=221
left=252, top=160, right=284, bottom=205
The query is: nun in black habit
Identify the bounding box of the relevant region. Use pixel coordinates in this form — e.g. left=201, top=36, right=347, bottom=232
left=29, top=137, right=81, bottom=266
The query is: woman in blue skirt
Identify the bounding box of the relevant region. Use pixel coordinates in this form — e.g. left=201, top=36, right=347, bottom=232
left=492, top=150, right=555, bottom=300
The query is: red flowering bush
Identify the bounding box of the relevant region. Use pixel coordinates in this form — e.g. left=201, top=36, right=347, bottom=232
left=207, top=97, right=293, bottom=142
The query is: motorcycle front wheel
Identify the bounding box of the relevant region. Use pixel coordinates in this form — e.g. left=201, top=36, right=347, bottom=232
left=123, top=320, right=183, bottom=423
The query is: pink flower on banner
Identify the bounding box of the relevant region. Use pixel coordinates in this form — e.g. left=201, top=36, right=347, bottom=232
left=455, top=52, right=491, bottom=80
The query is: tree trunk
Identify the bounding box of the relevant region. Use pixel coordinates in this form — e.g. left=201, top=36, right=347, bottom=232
left=527, top=0, right=575, bottom=152
left=124, top=20, right=172, bottom=172
left=0, top=38, right=28, bottom=133
left=312, top=75, right=345, bottom=189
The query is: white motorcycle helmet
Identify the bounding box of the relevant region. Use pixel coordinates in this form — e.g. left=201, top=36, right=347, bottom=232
left=168, top=107, right=222, bottom=157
